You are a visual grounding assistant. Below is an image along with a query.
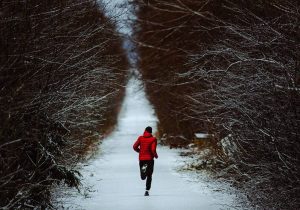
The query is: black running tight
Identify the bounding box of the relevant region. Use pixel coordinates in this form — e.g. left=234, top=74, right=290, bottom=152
left=139, top=160, right=154, bottom=190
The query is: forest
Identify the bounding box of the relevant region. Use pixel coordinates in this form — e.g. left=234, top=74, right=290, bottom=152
left=133, top=0, right=299, bottom=209
left=1, top=0, right=299, bottom=209
left=0, top=0, right=128, bottom=208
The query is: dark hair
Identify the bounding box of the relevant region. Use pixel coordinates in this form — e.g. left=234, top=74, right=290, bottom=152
left=145, top=126, right=152, bottom=133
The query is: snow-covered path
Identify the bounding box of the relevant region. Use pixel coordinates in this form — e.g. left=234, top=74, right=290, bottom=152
left=60, top=77, right=237, bottom=210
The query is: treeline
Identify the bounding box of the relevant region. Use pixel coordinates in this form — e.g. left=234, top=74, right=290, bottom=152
left=0, top=0, right=128, bottom=209
left=133, top=0, right=299, bottom=209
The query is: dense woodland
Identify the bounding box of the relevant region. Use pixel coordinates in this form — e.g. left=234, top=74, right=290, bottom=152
left=133, top=0, right=299, bottom=209
left=0, top=0, right=128, bottom=209
left=1, top=0, right=299, bottom=209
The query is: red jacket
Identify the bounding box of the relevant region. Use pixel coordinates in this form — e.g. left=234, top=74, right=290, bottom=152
left=133, top=131, right=158, bottom=160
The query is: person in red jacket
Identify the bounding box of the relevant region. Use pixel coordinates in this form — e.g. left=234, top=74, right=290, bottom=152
left=133, top=126, right=158, bottom=196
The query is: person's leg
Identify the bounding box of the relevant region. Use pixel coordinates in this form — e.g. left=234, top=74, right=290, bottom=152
left=139, top=160, right=147, bottom=180
left=146, top=160, right=154, bottom=191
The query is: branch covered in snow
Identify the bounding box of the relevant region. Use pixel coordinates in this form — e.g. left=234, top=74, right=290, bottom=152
left=0, top=0, right=128, bottom=208
left=133, top=0, right=299, bottom=209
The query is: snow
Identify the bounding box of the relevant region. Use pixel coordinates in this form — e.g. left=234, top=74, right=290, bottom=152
left=220, top=134, right=237, bottom=158
left=57, top=76, right=240, bottom=210
left=195, top=133, right=210, bottom=139
left=99, top=0, right=135, bottom=36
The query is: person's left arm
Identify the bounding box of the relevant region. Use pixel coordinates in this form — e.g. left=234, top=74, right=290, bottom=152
left=151, top=138, right=158, bottom=159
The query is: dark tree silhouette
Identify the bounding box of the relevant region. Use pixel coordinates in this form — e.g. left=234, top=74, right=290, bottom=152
left=133, top=0, right=300, bottom=209
left=0, top=0, right=128, bottom=208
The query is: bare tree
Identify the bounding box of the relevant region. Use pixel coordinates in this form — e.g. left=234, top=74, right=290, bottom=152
left=0, top=0, right=128, bottom=208
left=133, top=0, right=300, bottom=209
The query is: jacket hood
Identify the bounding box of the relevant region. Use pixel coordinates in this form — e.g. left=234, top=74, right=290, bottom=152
left=143, top=131, right=152, bottom=138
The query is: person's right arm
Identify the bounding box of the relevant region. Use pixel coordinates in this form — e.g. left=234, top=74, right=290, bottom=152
left=133, top=137, right=141, bottom=153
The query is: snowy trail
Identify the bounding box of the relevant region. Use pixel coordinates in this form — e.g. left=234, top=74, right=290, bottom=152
left=60, top=77, right=237, bottom=210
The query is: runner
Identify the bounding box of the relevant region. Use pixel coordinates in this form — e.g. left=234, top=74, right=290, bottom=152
left=133, top=126, right=158, bottom=196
